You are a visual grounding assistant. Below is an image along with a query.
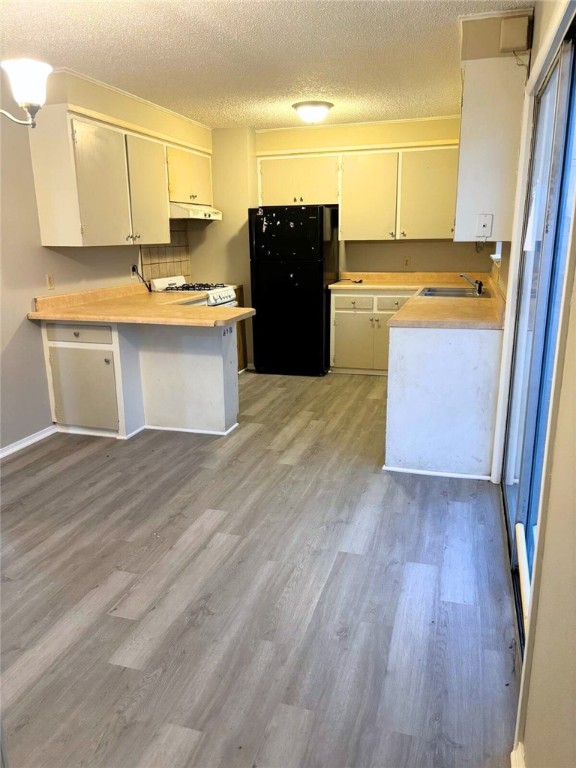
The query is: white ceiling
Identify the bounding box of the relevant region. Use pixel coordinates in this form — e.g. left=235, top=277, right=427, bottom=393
left=1, top=0, right=531, bottom=129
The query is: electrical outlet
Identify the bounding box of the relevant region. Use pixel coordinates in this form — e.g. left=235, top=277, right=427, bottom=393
left=46, top=273, right=55, bottom=290
left=404, top=258, right=410, bottom=267
left=131, top=264, right=138, bottom=280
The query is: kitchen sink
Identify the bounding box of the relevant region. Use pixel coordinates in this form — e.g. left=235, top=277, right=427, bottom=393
left=421, top=287, right=491, bottom=298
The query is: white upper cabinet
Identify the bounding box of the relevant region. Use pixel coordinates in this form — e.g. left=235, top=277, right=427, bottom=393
left=72, top=119, right=133, bottom=246
left=398, top=148, right=459, bottom=240
left=340, top=152, right=398, bottom=240
left=29, top=105, right=170, bottom=246
left=454, top=57, right=526, bottom=242
left=125, top=134, right=170, bottom=245
left=259, top=156, right=339, bottom=205
left=166, top=146, right=213, bottom=205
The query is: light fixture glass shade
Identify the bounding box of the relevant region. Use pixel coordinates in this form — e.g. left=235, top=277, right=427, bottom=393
left=292, top=101, right=334, bottom=124
left=1, top=58, right=53, bottom=106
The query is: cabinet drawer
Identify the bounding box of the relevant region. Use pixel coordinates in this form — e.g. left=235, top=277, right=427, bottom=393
left=46, top=323, right=113, bottom=344
left=333, top=296, right=373, bottom=311
left=376, top=296, right=409, bottom=312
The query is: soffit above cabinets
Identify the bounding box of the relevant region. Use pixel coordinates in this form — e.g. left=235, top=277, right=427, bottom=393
left=2, top=0, right=530, bottom=130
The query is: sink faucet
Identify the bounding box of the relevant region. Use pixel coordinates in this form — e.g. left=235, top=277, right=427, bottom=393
left=459, top=273, right=484, bottom=296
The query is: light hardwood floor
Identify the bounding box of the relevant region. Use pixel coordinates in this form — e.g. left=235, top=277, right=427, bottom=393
left=1, top=372, right=519, bottom=768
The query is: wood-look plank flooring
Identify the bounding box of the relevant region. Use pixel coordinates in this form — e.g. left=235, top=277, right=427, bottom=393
left=1, top=372, right=519, bottom=768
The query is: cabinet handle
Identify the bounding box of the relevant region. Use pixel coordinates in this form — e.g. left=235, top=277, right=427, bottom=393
left=73, top=331, right=80, bottom=338
left=133, top=234, right=141, bottom=240
left=389, top=231, right=395, bottom=238
left=351, top=300, right=356, bottom=305
left=126, top=234, right=133, bottom=241
left=300, top=197, right=303, bottom=202
left=375, top=317, right=381, bottom=324
left=293, top=197, right=297, bottom=203
left=401, top=230, right=406, bottom=237
left=104, top=358, right=111, bottom=365
left=369, top=317, right=374, bottom=324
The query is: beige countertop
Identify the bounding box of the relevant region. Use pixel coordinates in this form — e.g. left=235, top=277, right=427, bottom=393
left=28, top=284, right=255, bottom=327
left=330, top=272, right=505, bottom=330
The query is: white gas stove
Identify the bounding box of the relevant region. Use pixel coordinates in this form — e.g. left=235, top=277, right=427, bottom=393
left=150, top=276, right=237, bottom=306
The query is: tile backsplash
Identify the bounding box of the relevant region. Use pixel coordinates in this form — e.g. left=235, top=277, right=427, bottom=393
left=140, top=221, right=191, bottom=281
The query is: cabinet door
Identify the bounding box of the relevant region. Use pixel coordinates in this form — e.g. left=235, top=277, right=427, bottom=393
left=260, top=156, right=339, bottom=205
left=260, top=158, right=299, bottom=205
left=340, top=153, right=398, bottom=240
left=398, top=148, right=458, bottom=239
left=373, top=312, right=393, bottom=370
left=49, top=347, right=119, bottom=430
left=126, top=135, right=170, bottom=244
left=297, top=156, right=339, bottom=204
left=167, top=146, right=213, bottom=205
left=333, top=312, right=374, bottom=369
left=73, top=119, right=132, bottom=246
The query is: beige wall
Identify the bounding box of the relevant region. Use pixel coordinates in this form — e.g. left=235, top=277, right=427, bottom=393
left=255, top=116, right=460, bottom=155
left=532, top=0, right=567, bottom=61
left=187, top=127, right=258, bottom=358
left=47, top=71, right=212, bottom=152
left=344, top=240, right=493, bottom=274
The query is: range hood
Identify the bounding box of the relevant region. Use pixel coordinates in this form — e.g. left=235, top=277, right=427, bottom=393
left=169, top=202, right=222, bottom=221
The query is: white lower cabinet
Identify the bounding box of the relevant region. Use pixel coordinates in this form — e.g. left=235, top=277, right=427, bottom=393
left=43, top=322, right=143, bottom=437
left=41, top=319, right=241, bottom=438
left=333, top=312, right=374, bottom=369
left=331, top=291, right=413, bottom=373
left=49, top=346, right=119, bottom=430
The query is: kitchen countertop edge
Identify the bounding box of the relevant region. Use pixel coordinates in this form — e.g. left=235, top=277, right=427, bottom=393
left=27, top=283, right=255, bottom=328
left=330, top=272, right=505, bottom=331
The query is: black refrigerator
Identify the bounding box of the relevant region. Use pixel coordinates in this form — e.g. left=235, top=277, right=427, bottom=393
left=249, top=205, right=338, bottom=376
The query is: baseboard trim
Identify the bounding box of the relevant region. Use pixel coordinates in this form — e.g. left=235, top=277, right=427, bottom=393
left=331, top=367, right=388, bottom=376
left=0, top=425, right=58, bottom=459
left=510, top=742, right=526, bottom=768
left=145, top=423, right=239, bottom=437
left=382, top=463, right=491, bottom=481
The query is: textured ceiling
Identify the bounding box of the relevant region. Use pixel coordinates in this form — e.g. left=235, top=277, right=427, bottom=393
left=1, top=0, right=531, bottom=129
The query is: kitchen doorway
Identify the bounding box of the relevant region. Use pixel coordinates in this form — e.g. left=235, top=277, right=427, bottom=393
left=502, top=38, right=576, bottom=633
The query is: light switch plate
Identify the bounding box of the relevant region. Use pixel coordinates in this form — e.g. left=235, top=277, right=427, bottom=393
left=476, top=214, right=494, bottom=239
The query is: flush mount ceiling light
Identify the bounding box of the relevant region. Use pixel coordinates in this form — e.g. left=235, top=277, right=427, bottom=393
left=292, top=101, right=334, bottom=124
left=1, top=58, right=53, bottom=128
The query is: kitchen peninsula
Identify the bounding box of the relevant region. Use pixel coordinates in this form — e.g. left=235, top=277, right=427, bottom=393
left=330, top=271, right=505, bottom=479
left=28, top=284, right=255, bottom=438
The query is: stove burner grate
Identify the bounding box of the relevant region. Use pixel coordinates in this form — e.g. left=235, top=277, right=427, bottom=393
left=165, top=283, right=226, bottom=292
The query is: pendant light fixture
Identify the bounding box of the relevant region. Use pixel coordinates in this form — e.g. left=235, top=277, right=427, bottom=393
left=1, top=58, right=53, bottom=128
left=292, top=101, right=334, bottom=124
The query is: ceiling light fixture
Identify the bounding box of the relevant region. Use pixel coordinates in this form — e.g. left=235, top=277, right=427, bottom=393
left=1, top=58, right=53, bottom=128
left=292, top=101, right=334, bottom=124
